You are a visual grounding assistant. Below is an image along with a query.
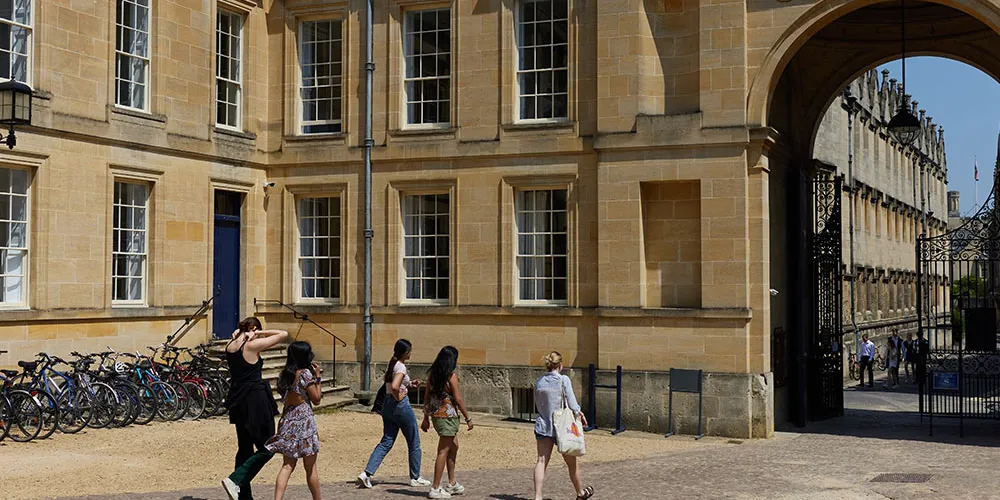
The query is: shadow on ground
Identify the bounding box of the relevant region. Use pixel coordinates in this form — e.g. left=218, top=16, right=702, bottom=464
left=776, top=380, right=1000, bottom=447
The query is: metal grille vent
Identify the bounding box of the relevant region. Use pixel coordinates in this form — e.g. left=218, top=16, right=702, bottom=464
left=870, top=473, right=933, bottom=483
left=510, top=387, right=537, bottom=422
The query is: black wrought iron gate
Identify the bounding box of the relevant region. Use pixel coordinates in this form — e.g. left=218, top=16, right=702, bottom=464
left=809, top=173, right=845, bottom=419
left=917, top=179, right=1000, bottom=434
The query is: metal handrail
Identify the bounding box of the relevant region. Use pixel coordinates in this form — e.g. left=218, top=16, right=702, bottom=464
left=166, top=294, right=216, bottom=346
left=253, top=298, right=348, bottom=386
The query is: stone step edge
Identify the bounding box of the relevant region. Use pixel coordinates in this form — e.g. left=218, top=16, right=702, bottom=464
left=272, top=384, right=351, bottom=402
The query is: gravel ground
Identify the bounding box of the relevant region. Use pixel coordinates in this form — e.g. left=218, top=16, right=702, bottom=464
left=0, top=410, right=710, bottom=500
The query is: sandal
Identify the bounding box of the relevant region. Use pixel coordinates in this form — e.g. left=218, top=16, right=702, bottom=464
left=577, top=485, right=594, bottom=499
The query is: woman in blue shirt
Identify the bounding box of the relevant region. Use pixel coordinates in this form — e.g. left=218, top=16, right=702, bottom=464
left=533, top=351, right=594, bottom=500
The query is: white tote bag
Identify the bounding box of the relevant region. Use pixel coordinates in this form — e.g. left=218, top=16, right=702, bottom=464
left=552, top=377, right=586, bottom=457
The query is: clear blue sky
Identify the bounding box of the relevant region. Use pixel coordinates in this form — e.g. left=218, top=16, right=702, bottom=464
left=877, top=57, right=1000, bottom=216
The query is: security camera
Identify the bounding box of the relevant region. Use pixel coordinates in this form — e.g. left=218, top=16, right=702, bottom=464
left=263, top=182, right=275, bottom=189
left=769, top=289, right=779, bottom=296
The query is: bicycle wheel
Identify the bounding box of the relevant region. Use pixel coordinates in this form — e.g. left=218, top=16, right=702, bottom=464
left=167, top=381, right=189, bottom=421
left=87, top=383, right=117, bottom=429
left=203, top=377, right=225, bottom=417
left=849, top=361, right=859, bottom=381
left=26, top=389, right=60, bottom=439
left=151, top=382, right=181, bottom=421
left=6, top=389, right=43, bottom=442
left=216, top=377, right=231, bottom=416
left=131, top=383, right=158, bottom=426
left=181, top=382, right=207, bottom=420
left=877, top=356, right=887, bottom=371
left=56, top=386, right=94, bottom=434
left=0, top=394, right=10, bottom=442
left=109, top=384, right=137, bottom=428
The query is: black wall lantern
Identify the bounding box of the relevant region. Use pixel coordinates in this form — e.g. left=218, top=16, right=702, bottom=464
left=0, top=80, right=32, bottom=149
left=887, top=0, right=921, bottom=146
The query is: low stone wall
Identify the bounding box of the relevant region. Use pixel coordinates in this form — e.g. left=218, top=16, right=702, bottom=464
left=332, top=361, right=773, bottom=439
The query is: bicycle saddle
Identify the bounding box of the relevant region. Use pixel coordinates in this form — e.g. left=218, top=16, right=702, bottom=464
left=1, top=369, right=18, bottom=377
left=138, top=359, right=153, bottom=370
left=17, top=360, right=37, bottom=371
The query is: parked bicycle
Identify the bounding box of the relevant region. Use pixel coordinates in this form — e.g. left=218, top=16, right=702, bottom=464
left=0, top=350, right=45, bottom=442
left=0, top=342, right=233, bottom=443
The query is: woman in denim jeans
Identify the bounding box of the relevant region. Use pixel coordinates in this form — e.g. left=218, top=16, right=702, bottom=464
left=533, top=351, right=594, bottom=500
left=358, top=339, right=432, bottom=489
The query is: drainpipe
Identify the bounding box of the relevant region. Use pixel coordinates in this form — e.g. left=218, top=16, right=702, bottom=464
left=362, top=0, right=374, bottom=393
left=845, top=90, right=860, bottom=353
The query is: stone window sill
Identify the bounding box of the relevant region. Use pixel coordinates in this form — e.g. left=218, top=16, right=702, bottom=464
left=283, top=133, right=347, bottom=146
left=214, top=126, right=257, bottom=141
left=502, top=120, right=575, bottom=132
left=110, top=105, right=168, bottom=128
left=389, top=126, right=457, bottom=139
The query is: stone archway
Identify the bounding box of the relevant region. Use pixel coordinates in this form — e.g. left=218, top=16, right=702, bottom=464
left=749, top=0, right=1000, bottom=426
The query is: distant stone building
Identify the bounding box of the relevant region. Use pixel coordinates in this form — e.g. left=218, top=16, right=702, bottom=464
left=948, top=190, right=964, bottom=229
left=771, top=68, right=948, bottom=400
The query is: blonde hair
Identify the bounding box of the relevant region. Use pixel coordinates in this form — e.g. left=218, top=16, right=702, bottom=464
left=543, top=351, right=563, bottom=371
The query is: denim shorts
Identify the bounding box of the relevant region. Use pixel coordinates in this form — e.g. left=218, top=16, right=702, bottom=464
left=535, top=432, right=552, bottom=441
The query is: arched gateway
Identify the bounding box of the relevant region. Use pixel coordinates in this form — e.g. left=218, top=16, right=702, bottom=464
left=750, top=0, right=1000, bottom=430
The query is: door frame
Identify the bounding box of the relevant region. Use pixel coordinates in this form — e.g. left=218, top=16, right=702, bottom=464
left=208, top=180, right=253, bottom=341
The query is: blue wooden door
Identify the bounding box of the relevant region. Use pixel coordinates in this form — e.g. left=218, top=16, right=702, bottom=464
left=213, top=192, right=242, bottom=339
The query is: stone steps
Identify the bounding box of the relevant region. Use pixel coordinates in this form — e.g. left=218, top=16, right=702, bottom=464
left=209, top=341, right=356, bottom=410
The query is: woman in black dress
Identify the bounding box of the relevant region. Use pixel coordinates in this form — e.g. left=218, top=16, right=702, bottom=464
left=221, top=317, right=289, bottom=500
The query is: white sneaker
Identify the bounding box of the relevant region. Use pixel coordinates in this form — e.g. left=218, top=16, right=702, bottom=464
left=411, top=477, right=432, bottom=487
left=446, top=482, right=465, bottom=495
left=221, top=478, right=240, bottom=500
left=428, top=487, right=453, bottom=499
left=358, top=472, right=374, bottom=489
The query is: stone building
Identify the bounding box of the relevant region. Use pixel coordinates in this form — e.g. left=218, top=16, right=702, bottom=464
left=826, top=70, right=946, bottom=358
left=4, top=0, right=1000, bottom=438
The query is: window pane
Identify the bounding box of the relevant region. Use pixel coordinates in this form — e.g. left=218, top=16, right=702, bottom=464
left=403, top=8, right=451, bottom=125
left=9, top=168, right=26, bottom=194
left=405, top=237, right=418, bottom=256
left=300, top=20, right=344, bottom=134
left=111, top=181, right=147, bottom=302
left=520, top=278, right=534, bottom=300
left=297, top=197, right=340, bottom=299
left=437, top=236, right=449, bottom=256
left=404, top=259, right=419, bottom=279
left=406, top=279, right=420, bottom=299
left=519, top=257, right=534, bottom=278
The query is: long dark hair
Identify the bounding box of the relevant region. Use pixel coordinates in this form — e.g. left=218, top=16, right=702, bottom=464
left=384, top=339, right=413, bottom=383
left=428, top=346, right=459, bottom=393
left=277, top=341, right=314, bottom=396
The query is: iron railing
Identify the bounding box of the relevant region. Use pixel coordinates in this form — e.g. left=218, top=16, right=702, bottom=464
left=165, top=295, right=216, bottom=346
left=253, top=299, right=349, bottom=386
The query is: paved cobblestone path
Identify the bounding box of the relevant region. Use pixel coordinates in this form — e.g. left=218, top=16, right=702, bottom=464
left=56, top=388, right=1000, bottom=500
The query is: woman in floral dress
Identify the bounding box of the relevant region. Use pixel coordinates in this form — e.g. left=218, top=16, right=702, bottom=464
left=266, top=341, right=323, bottom=500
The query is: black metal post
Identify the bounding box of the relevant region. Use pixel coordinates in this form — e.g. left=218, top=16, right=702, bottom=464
left=697, top=373, right=704, bottom=439
left=614, top=366, right=623, bottom=434
left=928, top=369, right=933, bottom=436
left=666, top=388, right=674, bottom=437
left=959, top=347, right=964, bottom=438
left=587, top=363, right=596, bottom=429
